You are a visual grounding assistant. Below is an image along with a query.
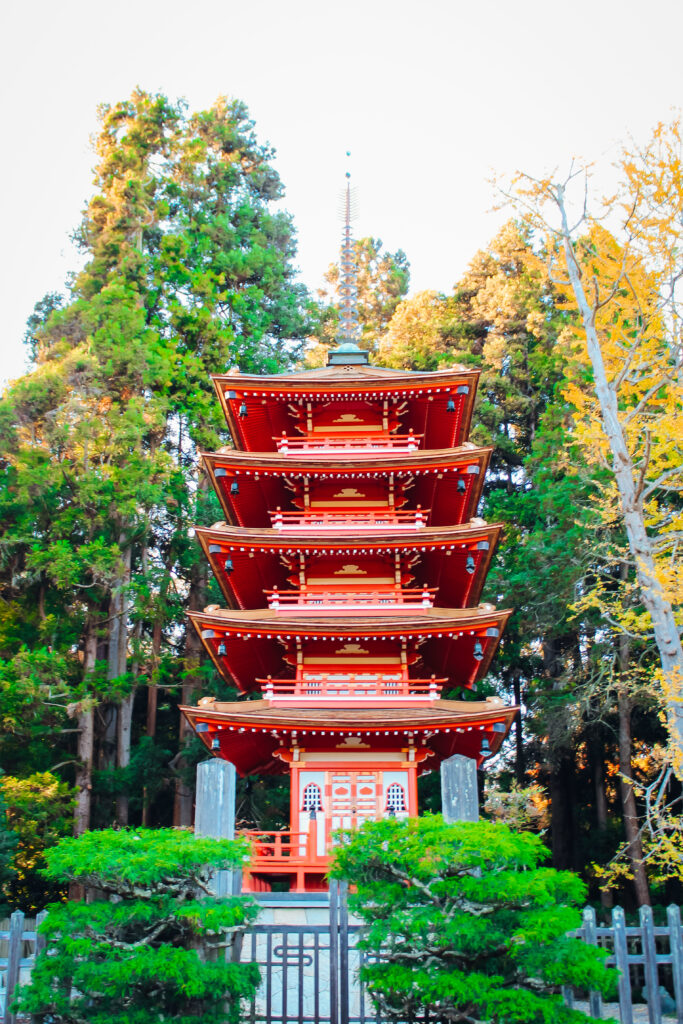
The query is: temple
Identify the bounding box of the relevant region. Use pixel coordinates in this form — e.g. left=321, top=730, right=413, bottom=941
left=181, top=343, right=518, bottom=892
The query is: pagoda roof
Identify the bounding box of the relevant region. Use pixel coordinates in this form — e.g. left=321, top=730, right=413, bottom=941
left=214, top=367, right=479, bottom=453
left=202, top=445, right=491, bottom=529
left=196, top=520, right=502, bottom=610
left=214, top=363, right=477, bottom=387
left=190, top=605, right=511, bottom=693
left=181, top=695, right=518, bottom=775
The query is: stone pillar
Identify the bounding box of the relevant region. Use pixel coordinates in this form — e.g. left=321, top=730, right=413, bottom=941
left=195, top=759, right=237, bottom=896
left=440, top=754, right=478, bottom=823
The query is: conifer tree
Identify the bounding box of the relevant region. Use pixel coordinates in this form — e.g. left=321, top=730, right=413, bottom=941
left=0, top=90, right=310, bottom=846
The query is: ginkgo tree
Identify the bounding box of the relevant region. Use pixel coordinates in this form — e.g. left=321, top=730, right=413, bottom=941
left=508, top=122, right=683, bottom=774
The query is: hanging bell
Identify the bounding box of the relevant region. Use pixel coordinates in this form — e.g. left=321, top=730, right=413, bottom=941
left=480, top=735, right=492, bottom=757
left=446, top=397, right=456, bottom=413
left=217, top=642, right=227, bottom=656
left=211, top=735, right=221, bottom=751
left=473, top=640, right=484, bottom=661
left=224, top=556, right=234, bottom=575
left=457, top=478, right=466, bottom=494
left=465, top=554, right=475, bottom=574
left=230, top=480, right=239, bottom=496
left=238, top=402, right=248, bottom=417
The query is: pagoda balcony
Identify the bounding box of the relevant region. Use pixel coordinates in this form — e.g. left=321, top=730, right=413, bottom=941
left=259, top=672, right=444, bottom=701
left=269, top=508, right=429, bottom=531
left=264, top=586, right=437, bottom=612
left=274, top=432, right=422, bottom=455
left=241, top=826, right=329, bottom=893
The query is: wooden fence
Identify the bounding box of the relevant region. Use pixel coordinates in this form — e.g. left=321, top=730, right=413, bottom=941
left=3, top=903, right=683, bottom=1023
left=0, top=910, right=46, bottom=1024
left=566, top=905, right=683, bottom=1024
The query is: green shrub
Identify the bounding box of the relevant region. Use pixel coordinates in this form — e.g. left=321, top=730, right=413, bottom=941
left=332, top=815, right=615, bottom=1024
left=14, top=828, right=259, bottom=1023
left=1, top=771, right=74, bottom=912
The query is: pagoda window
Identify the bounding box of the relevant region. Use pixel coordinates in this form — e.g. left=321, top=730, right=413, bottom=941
left=386, top=783, right=407, bottom=814
left=302, top=783, right=323, bottom=812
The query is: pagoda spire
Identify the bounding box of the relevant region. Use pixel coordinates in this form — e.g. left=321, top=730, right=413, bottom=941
left=329, top=158, right=369, bottom=366
left=338, top=160, right=359, bottom=346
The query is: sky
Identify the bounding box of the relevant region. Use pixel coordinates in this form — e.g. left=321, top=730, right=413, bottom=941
left=2, top=0, right=683, bottom=385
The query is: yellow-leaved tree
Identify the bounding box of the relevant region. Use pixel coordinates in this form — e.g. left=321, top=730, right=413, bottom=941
left=508, top=122, right=683, bottom=782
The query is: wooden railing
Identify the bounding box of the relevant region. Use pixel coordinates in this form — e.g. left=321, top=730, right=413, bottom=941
left=269, top=508, right=429, bottom=530
left=242, top=830, right=311, bottom=863
left=264, top=587, right=437, bottom=609
left=274, top=432, right=423, bottom=453
left=259, top=673, right=444, bottom=698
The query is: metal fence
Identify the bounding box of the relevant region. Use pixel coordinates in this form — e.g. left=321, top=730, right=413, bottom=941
left=4, top=899, right=683, bottom=1024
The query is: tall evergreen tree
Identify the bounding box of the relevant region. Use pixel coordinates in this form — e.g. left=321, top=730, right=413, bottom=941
left=0, top=90, right=310, bottom=859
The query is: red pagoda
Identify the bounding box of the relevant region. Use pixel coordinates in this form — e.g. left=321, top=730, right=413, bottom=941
left=181, top=342, right=517, bottom=892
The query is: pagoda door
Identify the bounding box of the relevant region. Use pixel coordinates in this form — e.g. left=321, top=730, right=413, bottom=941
left=328, top=771, right=380, bottom=839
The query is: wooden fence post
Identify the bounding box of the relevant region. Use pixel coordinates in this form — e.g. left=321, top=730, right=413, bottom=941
left=329, top=879, right=339, bottom=1024
left=34, top=911, right=47, bottom=959
left=613, top=906, right=633, bottom=1024
left=641, top=904, right=662, bottom=1024
left=339, top=881, right=349, bottom=1024
left=583, top=907, right=603, bottom=1020
left=3, top=910, right=24, bottom=1024
left=667, top=905, right=683, bottom=1024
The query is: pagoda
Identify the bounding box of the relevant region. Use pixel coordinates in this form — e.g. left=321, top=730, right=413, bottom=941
left=181, top=183, right=517, bottom=892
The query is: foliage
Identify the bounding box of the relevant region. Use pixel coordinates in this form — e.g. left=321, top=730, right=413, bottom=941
left=0, top=88, right=311, bottom=855
left=306, top=236, right=409, bottom=363
left=377, top=290, right=451, bottom=370
left=508, top=125, right=683, bottom=778
left=14, top=828, right=259, bottom=1024
left=332, top=816, right=615, bottom=1024
left=1, top=772, right=74, bottom=912
left=0, top=772, right=18, bottom=911
left=484, top=781, right=550, bottom=832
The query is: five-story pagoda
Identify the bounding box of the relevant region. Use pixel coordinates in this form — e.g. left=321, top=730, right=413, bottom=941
left=181, top=341, right=517, bottom=892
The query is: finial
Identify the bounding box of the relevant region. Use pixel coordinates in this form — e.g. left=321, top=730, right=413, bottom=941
left=327, top=157, right=369, bottom=366
left=339, top=155, right=359, bottom=348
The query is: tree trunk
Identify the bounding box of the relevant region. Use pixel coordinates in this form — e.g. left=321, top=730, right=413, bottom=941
left=589, top=732, right=614, bottom=909
left=141, top=616, right=162, bottom=826
left=558, top=188, right=683, bottom=771
left=74, top=616, right=98, bottom=837
left=618, top=688, right=651, bottom=905
left=100, top=544, right=132, bottom=774
left=549, top=751, right=578, bottom=870
left=173, top=557, right=207, bottom=827
left=147, top=617, right=162, bottom=740
left=512, top=675, right=524, bottom=785
left=97, top=542, right=131, bottom=826
left=115, top=692, right=135, bottom=825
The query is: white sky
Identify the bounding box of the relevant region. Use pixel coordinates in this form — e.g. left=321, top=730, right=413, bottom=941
left=1, top=0, right=682, bottom=384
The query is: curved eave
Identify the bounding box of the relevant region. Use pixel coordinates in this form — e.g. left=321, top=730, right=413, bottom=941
left=196, top=521, right=502, bottom=611
left=189, top=606, right=512, bottom=694
left=213, top=366, right=478, bottom=388
left=214, top=368, right=479, bottom=454
left=181, top=696, right=519, bottom=775
left=202, top=446, right=491, bottom=529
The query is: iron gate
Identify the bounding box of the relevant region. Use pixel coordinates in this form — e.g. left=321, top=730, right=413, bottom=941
left=237, top=880, right=416, bottom=1024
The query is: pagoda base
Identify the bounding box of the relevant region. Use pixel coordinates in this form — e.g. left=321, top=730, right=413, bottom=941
left=244, top=866, right=330, bottom=894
